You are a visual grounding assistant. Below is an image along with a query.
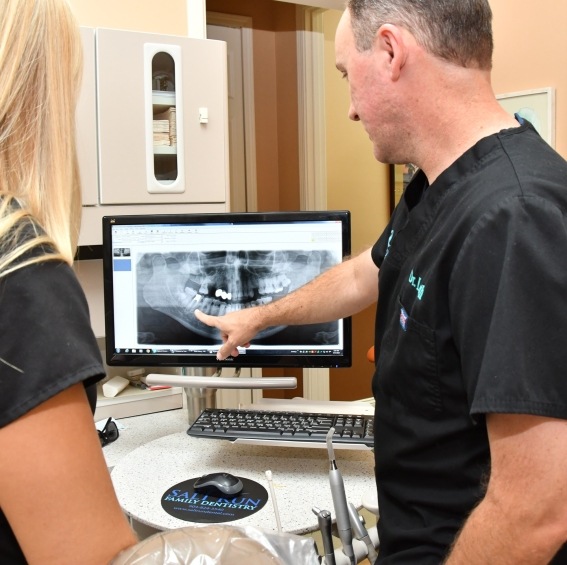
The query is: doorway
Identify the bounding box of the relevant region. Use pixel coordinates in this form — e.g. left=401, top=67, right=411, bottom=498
left=207, top=14, right=257, bottom=213
left=204, top=15, right=261, bottom=408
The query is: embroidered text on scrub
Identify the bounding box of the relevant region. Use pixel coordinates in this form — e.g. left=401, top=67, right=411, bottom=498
left=408, top=270, right=426, bottom=300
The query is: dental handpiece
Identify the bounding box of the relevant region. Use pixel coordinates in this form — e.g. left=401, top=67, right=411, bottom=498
left=326, top=427, right=355, bottom=565
left=312, top=506, right=336, bottom=565
left=347, top=501, right=378, bottom=564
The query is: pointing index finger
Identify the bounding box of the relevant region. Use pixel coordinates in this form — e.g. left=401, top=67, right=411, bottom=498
left=194, top=309, right=216, bottom=328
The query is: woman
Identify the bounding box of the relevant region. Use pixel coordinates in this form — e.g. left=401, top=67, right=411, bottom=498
left=0, top=0, right=138, bottom=562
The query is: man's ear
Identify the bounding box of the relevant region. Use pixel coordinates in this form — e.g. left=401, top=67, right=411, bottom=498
left=375, top=24, right=408, bottom=81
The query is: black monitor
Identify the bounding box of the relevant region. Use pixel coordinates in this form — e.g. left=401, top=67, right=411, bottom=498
left=102, top=210, right=352, bottom=369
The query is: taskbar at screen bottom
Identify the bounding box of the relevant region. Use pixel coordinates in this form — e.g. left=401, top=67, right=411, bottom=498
left=107, top=349, right=351, bottom=368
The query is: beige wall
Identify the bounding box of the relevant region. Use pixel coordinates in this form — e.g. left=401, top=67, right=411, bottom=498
left=69, top=0, right=187, bottom=34
left=324, top=10, right=390, bottom=256
left=491, top=0, right=566, bottom=157
left=323, top=9, right=389, bottom=400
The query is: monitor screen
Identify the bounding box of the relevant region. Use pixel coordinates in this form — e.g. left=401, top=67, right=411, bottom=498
left=103, top=210, right=352, bottom=368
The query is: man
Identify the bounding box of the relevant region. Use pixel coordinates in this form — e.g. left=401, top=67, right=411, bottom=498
left=196, top=0, right=567, bottom=562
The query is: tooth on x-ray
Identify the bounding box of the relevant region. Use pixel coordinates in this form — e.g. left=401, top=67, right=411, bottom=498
left=137, top=250, right=336, bottom=340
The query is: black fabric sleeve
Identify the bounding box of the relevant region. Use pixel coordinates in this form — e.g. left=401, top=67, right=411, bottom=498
left=0, top=260, right=105, bottom=428
left=450, top=195, right=567, bottom=419
left=372, top=215, right=397, bottom=269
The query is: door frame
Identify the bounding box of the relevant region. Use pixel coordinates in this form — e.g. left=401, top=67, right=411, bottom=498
left=207, top=12, right=258, bottom=212
left=297, top=7, right=330, bottom=400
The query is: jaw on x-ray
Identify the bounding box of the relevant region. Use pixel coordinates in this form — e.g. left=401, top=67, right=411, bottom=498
left=137, top=249, right=339, bottom=344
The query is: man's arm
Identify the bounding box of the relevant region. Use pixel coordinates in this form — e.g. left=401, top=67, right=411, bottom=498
left=196, top=247, right=379, bottom=360
left=444, top=413, right=567, bottom=564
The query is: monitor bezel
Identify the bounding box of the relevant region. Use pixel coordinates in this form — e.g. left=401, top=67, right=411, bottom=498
left=102, top=210, right=352, bottom=369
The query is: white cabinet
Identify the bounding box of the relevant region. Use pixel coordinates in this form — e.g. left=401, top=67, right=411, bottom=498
left=77, top=27, right=98, bottom=207
left=77, top=28, right=230, bottom=246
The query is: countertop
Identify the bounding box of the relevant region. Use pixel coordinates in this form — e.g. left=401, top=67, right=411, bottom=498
left=110, top=430, right=376, bottom=535
left=100, top=409, right=188, bottom=469
left=100, top=404, right=379, bottom=556
left=100, top=398, right=376, bottom=469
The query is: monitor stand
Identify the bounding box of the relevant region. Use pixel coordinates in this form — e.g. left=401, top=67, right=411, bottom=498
left=183, top=367, right=222, bottom=425
left=145, top=368, right=298, bottom=425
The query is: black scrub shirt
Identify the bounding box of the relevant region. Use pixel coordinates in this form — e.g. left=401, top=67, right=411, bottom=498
left=0, top=259, right=106, bottom=564
left=371, top=122, right=567, bottom=563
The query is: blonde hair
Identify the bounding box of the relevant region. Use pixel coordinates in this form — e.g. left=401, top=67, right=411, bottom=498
left=0, top=0, right=83, bottom=276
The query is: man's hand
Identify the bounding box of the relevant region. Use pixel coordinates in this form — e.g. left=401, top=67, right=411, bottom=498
left=195, top=248, right=379, bottom=361
left=194, top=308, right=259, bottom=360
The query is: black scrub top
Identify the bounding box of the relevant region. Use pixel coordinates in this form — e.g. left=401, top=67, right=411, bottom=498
left=370, top=122, right=567, bottom=563
left=0, top=259, right=106, bottom=563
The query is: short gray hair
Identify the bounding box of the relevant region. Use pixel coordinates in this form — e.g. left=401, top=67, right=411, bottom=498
left=347, top=0, right=493, bottom=70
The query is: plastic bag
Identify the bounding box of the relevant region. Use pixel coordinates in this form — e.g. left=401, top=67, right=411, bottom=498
left=110, top=524, right=320, bottom=565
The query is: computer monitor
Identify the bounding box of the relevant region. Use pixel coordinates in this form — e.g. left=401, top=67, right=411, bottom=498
left=102, top=210, right=352, bottom=369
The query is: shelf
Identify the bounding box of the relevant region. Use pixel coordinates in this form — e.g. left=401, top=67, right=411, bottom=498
left=95, top=383, right=183, bottom=420
left=153, top=145, right=177, bottom=155
left=152, top=90, right=175, bottom=102
left=153, top=91, right=175, bottom=113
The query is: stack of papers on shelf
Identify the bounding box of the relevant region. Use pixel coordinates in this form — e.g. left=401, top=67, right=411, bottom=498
left=153, top=132, right=170, bottom=146
left=154, top=106, right=177, bottom=146
left=169, top=107, right=177, bottom=145
left=153, top=119, right=170, bottom=133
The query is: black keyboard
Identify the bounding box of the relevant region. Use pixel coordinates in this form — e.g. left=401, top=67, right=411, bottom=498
left=187, top=408, right=374, bottom=448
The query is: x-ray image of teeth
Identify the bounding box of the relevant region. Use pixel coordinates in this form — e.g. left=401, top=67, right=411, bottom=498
left=136, top=249, right=340, bottom=345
